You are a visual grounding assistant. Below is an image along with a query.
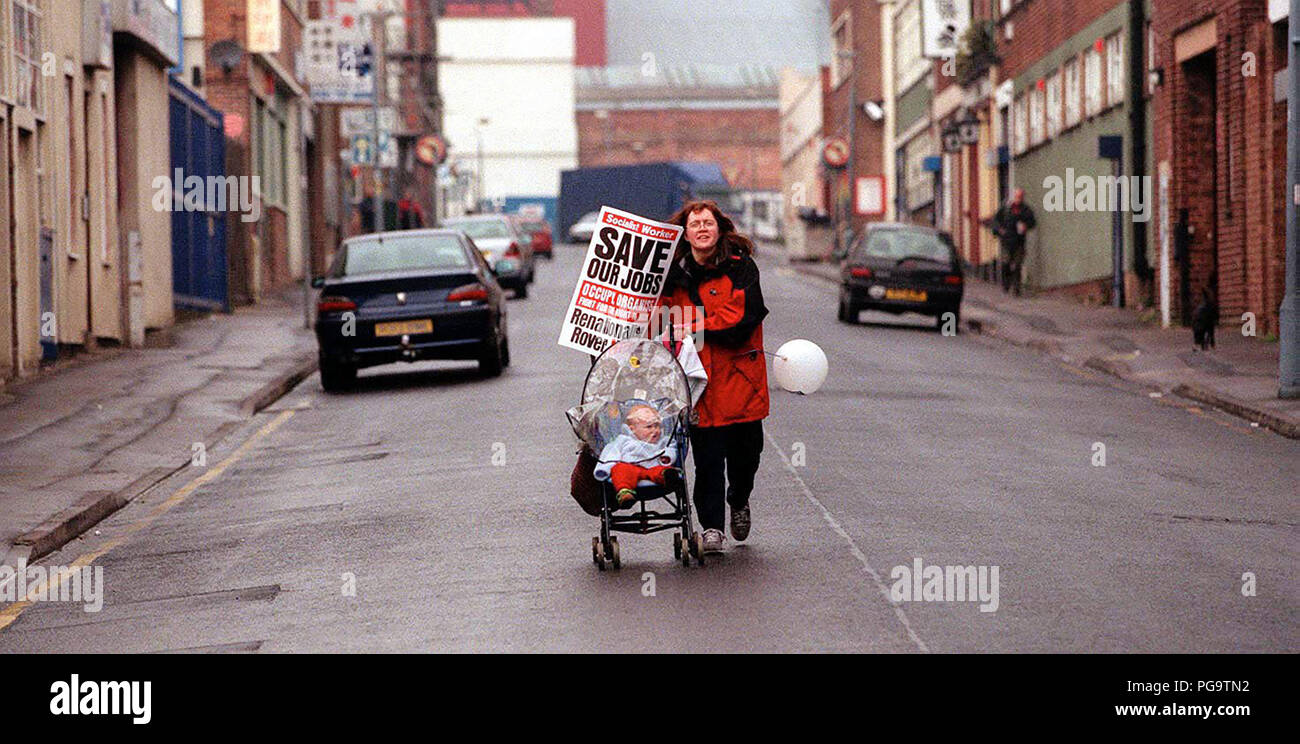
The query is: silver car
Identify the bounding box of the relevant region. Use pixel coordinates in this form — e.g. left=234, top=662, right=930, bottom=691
left=441, top=215, right=535, bottom=299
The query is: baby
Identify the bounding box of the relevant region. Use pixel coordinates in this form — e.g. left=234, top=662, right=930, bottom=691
left=593, top=403, right=677, bottom=508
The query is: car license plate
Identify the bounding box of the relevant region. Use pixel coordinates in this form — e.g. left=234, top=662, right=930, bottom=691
left=374, top=319, right=433, bottom=337
left=885, top=288, right=927, bottom=302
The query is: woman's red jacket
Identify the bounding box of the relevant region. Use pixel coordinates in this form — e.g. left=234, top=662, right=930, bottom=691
left=657, top=252, right=770, bottom=428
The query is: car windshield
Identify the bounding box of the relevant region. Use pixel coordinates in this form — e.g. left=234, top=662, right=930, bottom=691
left=445, top=219, right=511, bottom=240
left=855, top=230, right=950, bottom=263
left=519, top=220, right=547, bottom=233
left=334, top=235, right=469, bottom=277
left=578, top=212, right=599, bottom=223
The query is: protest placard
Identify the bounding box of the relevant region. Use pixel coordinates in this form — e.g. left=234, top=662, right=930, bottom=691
left=557, top=206, right=683, bottom=356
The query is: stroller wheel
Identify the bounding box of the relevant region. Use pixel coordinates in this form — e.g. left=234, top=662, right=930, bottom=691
left=673, top=533, right=682, bottom=560
left=691, top=534, right=705, bottom=566
left=593, top=537, right=605, bottom=570
left=609, top=536, right=621, bottom=569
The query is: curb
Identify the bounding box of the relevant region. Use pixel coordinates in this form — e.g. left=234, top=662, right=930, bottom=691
left=238, top=353, right=318, bottom=416
left=8, top=465, right=180, bottom=566
left=1172, top=383, right=1300, bottom=440
left=2, top=352, right=318, bottom=576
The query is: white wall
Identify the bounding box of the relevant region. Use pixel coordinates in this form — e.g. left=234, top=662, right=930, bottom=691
left=438, top=17, right=577, bottom=201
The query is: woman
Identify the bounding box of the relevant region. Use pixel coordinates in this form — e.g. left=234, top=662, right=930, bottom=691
left=657, top=200, right=769, bottom=553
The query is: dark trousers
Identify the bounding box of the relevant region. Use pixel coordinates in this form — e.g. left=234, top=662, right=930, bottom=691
left=689, top=420, right=764, bottom=531
left=1001, top=244, right=1025, bottom=295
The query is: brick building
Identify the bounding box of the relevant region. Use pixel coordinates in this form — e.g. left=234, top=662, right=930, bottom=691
left=203, top=0, right=310, bottom=302
left=994, top=0, right=1149, bottom=301
left=824, top=0, right=889, bottom=239
left=575, top=67, right=782, bottom=192
left=1148, top=0, right=1288, bottom=334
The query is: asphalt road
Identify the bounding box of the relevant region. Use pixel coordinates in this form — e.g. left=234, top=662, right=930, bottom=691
left=2, top=243, right=1296, bottom=653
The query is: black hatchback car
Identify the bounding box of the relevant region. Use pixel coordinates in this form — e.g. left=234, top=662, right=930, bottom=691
left=312, top=229, right=510, bottom=391
left=837, top=224, right=964, bottom=331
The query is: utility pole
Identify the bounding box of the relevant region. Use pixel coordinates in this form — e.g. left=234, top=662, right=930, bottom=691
left=368, top=8, right=393, bottom=233
left=842, top=49, right=857, bottom=249
left=1282, top=0, right=1300, bottom=398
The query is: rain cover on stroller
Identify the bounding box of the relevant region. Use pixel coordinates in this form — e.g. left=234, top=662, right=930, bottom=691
left=566, top=338, right=697, bottom=459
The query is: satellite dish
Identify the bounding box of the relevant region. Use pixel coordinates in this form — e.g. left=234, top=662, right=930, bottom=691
left=210, top=39, right=244, bottom=75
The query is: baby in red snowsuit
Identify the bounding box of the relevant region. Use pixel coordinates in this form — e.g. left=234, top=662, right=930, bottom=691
left=594, top=404, right=676, bottom=508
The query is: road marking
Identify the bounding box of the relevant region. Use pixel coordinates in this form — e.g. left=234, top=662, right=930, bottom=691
left=0, top=410, right=296, bottom=633
left=764, top=429, right=930, bottom=653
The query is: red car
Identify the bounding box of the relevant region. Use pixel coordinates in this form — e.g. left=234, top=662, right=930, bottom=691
left=514, top=217, right=553, bottom=259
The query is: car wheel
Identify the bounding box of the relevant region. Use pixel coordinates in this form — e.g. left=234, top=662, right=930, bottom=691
left=501, top=333, right=511, bottom=368
left=838, top=294, right=858, bottom=325
left=478, top=331, right=504, bottom=377
left=320, top=357, right=356, bottom=393
left=513, top=281, right=528, bottom=300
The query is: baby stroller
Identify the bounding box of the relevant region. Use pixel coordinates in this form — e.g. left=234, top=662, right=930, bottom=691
left=567, top=337, right=707, bottom=569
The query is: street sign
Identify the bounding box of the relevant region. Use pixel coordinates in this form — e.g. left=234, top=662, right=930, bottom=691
left=340, top=107, right=396, bottom=138
left=822, top=138, right=850, bottom=169
left=415, top=135, right=447, bottom=166
left=349, top=132, right=398, bottom=168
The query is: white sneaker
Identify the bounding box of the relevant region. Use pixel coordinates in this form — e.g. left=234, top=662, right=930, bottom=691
left=702, top=528, right=725, bottom=553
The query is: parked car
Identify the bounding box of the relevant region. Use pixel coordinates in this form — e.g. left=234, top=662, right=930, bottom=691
left=514, top=216, right=553, bottom=259
left=440, top=214, right=535, bottom=298
left=567, top=211, right=600, bottom=244
left=313, top=229, right=510, bottom=391
left=836, top=224, right=964, bottom=331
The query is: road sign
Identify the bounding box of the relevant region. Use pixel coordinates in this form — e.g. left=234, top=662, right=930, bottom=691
left=823, top=138, right=850, bottom=169
left=340, top=107, right=396, bottom=138
left=349, top=132, right=397, bottom=168
left=415, top=135, right=447, bottom=166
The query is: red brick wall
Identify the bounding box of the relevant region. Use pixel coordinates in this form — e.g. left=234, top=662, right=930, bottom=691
left=825, top=0, right=885, bottom=231
left=1149, top=0, right=1281, bottom=332
left=998, top=0, right=1127, bottom=80
left=576, top=108, right=782, bottom=190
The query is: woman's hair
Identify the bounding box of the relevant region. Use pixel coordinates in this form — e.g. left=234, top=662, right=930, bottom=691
left=667, top=200, right=754, bottom=269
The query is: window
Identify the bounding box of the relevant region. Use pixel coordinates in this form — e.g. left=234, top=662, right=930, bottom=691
left=1106, top=33, right=1125, bottom=107
left=1084, top=45, right=1103, bottom=117
left=1046, top=71, right=1062, bottom=139
left=1029, top=85, right=1044, bottom=146
left=12, top=0, right=45, bottom=114
left=1013, top=94, right=1028, bottom=155
left=831, top=12, right=853, bottom=88
left=1064, top=57, right=1081, bottom=128
left=894, top=0, right=927, bottom=92
left=255, top=95, right=287, bottom=206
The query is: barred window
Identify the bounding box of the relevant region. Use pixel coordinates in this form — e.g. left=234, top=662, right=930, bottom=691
left=1064, top=57, right=1081, bottom=128
left=1046, top=71, right=1062, bottom=139
left=1084, top=46, right=1103, bottom=117
left=12, top=0, right=45, bottom=114
left=1106, top=33, right=1125, bottom=107
left=1029, top=85, right=1044, bottom=146
left=1013, top=94, right=1028, bottom=155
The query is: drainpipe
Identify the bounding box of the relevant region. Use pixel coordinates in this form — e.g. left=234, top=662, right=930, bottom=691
left=1129, top=0, right=1152, bottom=292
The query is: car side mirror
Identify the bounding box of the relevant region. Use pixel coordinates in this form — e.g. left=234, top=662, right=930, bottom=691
left=311, top=276, right=326, bottom=289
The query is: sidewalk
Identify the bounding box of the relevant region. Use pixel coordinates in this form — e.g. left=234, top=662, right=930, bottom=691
left=0, top=290, right=318, bottom=569
left=790, top=260, right=1300, bottom=439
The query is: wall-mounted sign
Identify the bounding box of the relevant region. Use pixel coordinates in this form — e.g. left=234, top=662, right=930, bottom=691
left=248, top=0, right=281, bottom=54
left=921, top=0, right=971, bottom=59
left=415, top=135, right=448, bottom=166
left=855, top=176, right=886, bottom=216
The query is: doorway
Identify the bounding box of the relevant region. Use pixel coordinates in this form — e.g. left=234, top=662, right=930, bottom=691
left=1177, top=50, right=1218, bottom=324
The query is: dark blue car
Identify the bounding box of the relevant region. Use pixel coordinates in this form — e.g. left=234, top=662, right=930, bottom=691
left=312, top=229, right=510, bottom=391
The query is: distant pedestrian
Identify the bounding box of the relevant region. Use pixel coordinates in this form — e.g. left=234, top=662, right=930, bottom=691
left=657, top=200, right=769, bottom=554
left=991, top=188, right=1036, bottom=296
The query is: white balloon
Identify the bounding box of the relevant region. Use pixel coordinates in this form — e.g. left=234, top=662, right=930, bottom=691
left=773, top=340, right=828, bottom=395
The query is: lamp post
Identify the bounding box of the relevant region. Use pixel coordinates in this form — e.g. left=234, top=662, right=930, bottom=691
left=475, top=117, right=489, bottom=210
left=840, top=49, right=857, bottom=248
left=1282, top=0, right=1300, bottom=397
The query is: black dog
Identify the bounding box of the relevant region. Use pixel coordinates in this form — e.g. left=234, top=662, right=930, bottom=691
left=1192, top=288, right=1218, bottom=351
